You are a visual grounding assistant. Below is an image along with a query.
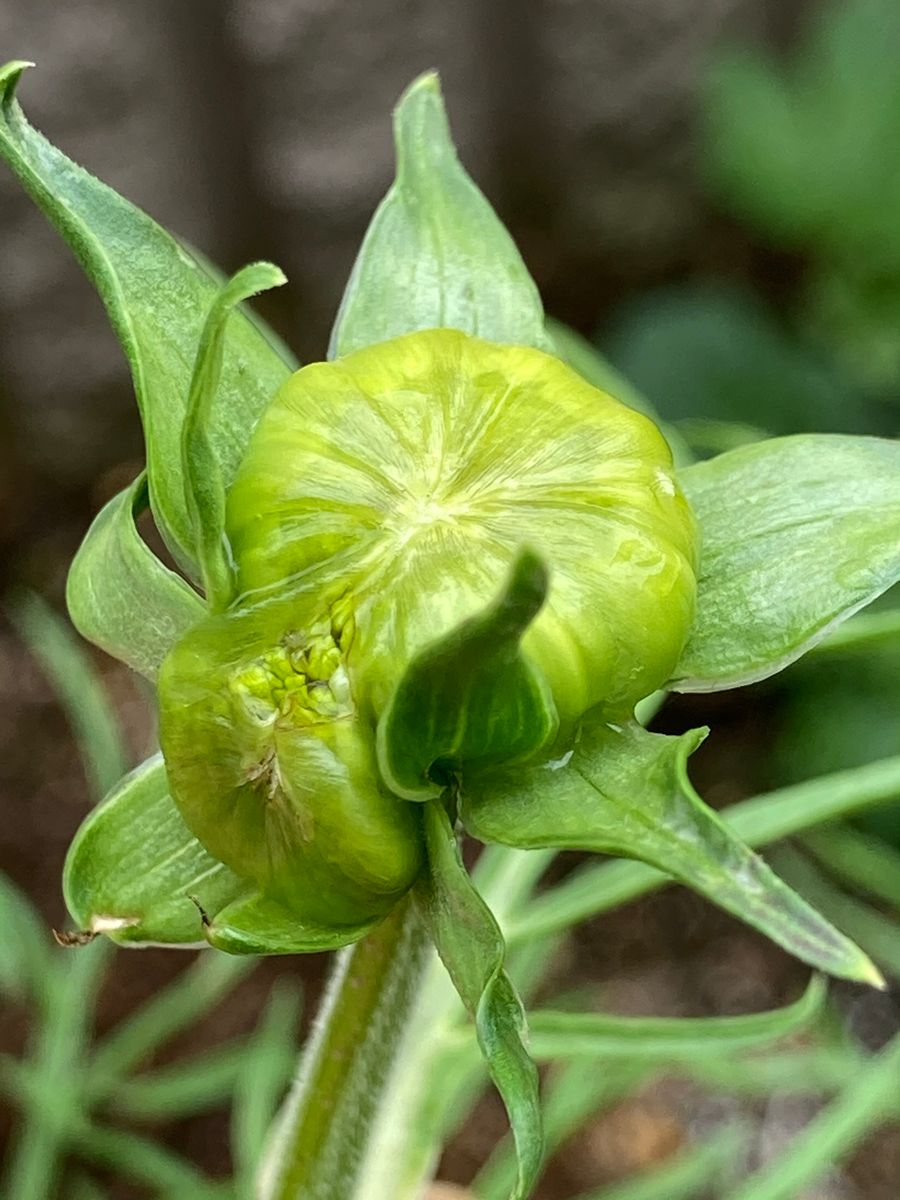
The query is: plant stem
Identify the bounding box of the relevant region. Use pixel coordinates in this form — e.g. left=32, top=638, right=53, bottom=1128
left=258, top=896, right=429, bottom=1200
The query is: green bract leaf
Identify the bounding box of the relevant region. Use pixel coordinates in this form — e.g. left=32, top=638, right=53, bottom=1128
left=66, top=475, right=204, bottom=680
left=672, top=435, right=900, bottom=691
left=523, top=974, right=825, bottom=1061
left=330, top=72, right=550, bottom=358
left=0, top=61, right=293, bottom=573
left=462, top=721, right=881, bottom=985
left=377, top=549, right=558, bottom=800
left=63, top=755, right=245, bottom=946
left=203, top=892, right=377, bottom=956
left=183, top=262, right=287, bottom=609
left=415, top=801, right=542, bottom=1200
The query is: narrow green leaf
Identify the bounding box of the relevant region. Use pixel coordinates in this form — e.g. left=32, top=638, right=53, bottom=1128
left=204, top=892, right=377, bottom=956
left=509, top=753, right=900, bottom=944
left=522, top=974, right=824, bottom=1061
left=377, top=549, right=557, bottom=800
left=7, top=591, right=128, bottom=800
left=183, top=262, right=287, bottom=609
left=66, top=475, right=204, bottom=680
left=723, top=1032, right=900, bottom=1200
left=116, top=1042, right=253, bottom=1121
left=804, top=824, right=900, bottom=913
left=672, top=435, right=900, bottom=691
left=74, top=1123, right=217, bottom=1194
left=463, top=722, right=882, bottom=985
left=330, top=71, right=550, bottom=358
left=63, top=755, right=246, bottom=947
left=415, top=801, right=542, bottom=1200
left=814, top=606, right=900, bottom=655
left=0, top=873, right=51, bottom=1002
left=0, top=61, right=293, bottom=572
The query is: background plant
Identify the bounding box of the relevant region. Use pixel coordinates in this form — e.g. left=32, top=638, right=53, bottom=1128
left=5, top=7, right=900, bottom=1190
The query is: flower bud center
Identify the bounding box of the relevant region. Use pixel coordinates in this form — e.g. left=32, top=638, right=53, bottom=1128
left=229, top=628, right=351, bottom=729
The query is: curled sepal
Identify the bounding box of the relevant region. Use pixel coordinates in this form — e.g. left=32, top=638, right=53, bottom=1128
left=672, top=434, right=900, bottom=691
left=415, top=801, right=543, bottom=1200
left=183, top=262, right=287, bottom=610
left=377, top=549, right=558, bottom=800
left=158, top=592, right=423, bottom=928
left=63, top=755, right=246, bottom=947
left=329, top=72, right=550, bottom=358
left=462, top=721, right=883, bottom=987
left=66, top=474, right=204, bottom=680
left=203, top=892, right=377, bottom=956
left=0, top=61, right=294, bottom=574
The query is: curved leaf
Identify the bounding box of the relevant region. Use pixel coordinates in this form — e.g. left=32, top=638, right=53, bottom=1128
left=462, top=721, right=882, bottom=986
left=524, top=974, right=824, bottom=1061
left=63, top=755, right=246, bottom=947
left=0, top=61, right=293, bottom=572
left=377, top=549, right=557, bottom=800
left=182, top=262, right=286, bottom=608
left=673, top=435, right=900, bottom=691
left=66, top=475, right=204, bottom=680
left=330, top=72, right=550, bottom=358
left=415, top=801, right=542, bottom=1200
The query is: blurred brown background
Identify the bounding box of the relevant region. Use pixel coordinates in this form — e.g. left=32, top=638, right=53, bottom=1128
left=5, top=2, right=897, bottom=1198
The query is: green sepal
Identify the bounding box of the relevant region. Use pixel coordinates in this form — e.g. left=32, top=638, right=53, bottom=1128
left=0, top=60, right=293, bottom=574
left=203, top=892, right=378, bottom=956
left=66, top=474, right=204, bottom=680
left=377, top=549, right=558, bottom=800
left=523, top=974, right=825, bottom=1061
left=330, top=72, right=551, bottom=358
left=183, top=262, right=287, bottom=609
left=63, top=755, right=245, bottom=947
left=415, top=800, right=542, bottom=1200
left=462, top=721, right=882, bottom=986
left=672, top=434, right=900, bottom=691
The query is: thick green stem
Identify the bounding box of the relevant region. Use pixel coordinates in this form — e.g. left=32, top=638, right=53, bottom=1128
left=258, top=897, right=429, bottom=1200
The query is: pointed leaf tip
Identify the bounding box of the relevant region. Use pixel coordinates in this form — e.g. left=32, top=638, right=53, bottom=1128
left=464, top=721, right=879, bottom=984
left=397, top=69, right=442, bottom=105
left=0, top=60, right=34, bottom=100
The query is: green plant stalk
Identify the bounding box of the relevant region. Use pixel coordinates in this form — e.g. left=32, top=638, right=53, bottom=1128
left=258, top=896, right=430, bottom=1200
left=348, top=845, right=558, bottom=1200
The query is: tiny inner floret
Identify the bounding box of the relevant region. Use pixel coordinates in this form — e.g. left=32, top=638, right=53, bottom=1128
left=229, top=628, right=352, bottom=729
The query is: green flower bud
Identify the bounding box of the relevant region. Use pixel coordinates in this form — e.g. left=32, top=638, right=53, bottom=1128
left=159, top=327, right=696, bottom=924
left=158, top=591, right=422, bottom=926
left=227, top=328, right=697, bottom=727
